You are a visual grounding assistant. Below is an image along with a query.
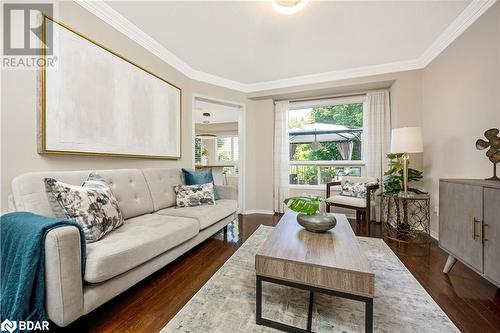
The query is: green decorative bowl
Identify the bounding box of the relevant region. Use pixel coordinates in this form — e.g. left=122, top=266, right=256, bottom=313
left=297, top=213, right=337, bottom=233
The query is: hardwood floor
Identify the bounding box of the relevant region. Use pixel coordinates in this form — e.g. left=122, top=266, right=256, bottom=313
left=60, top=214, right=500, bottom=333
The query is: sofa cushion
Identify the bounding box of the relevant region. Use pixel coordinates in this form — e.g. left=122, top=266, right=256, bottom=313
left=96, top=169, right=154, bottom=219
left=84, top=214, right=198, bottom=283
left=155, top=199, right=237, bottom=230
left=12, top=169, right=154, bottom=219
left=181, top=168, right=220, bottom=200
left=174, top=183, right=215, bottom=207
left=142, top=168, right=183, bottom=211
left=43, top=175, right=124, bottom=242
left=12, top=170, right=91, bottom=217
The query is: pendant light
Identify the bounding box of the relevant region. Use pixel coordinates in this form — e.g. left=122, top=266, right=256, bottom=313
left=311, top=129, right=321, bottom=152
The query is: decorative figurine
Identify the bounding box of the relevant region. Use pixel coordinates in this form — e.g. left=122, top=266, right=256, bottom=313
left=476, top=128, right=500, bottom=181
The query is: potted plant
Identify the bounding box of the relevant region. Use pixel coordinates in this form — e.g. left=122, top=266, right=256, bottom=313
left=383, top=153, right=425, bottom=196
left=383, top=153, right=425, bottom=233
left=283, top=196, right=336, bottom=233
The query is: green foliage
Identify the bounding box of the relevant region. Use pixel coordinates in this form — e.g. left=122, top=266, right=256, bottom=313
left=383, top=153, right=426, bottom=195
left=288, top=113, right=313, bottom=129
left=290, top=103, right=363, bottom=162
left=216, top=138, right=232, bottom=161
left=311, top=104, right=363, bottom=128
left=302, top=166, right=318, bottom=184
left=283, top=196, right=323, bottom=215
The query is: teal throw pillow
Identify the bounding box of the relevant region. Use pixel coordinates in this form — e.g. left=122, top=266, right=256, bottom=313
left=181, top=168, right=220, bottom=200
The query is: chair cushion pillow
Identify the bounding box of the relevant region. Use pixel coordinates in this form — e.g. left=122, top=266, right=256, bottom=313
left=340, top=180, right=367, bottom=199
left=325, top=195, right=368, bottom=208
left=174, top=183, right=215, bottom=207
left=43, top=172, right=124, bottom=242
left=182, top=168, right=220, bottom=200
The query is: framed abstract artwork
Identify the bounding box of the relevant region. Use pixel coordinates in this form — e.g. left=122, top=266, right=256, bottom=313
left=39, top=15, right=181, bottom=159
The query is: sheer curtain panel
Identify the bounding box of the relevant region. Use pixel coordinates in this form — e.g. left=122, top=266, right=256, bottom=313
left=273, top=101, right=290, bottom=213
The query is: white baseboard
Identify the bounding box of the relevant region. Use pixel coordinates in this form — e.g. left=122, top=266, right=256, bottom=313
left=242, top=209, right=275, bottom=215
left=430, top=230, right=439, bottom=241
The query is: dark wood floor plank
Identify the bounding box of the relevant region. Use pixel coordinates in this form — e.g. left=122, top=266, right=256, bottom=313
left=57, top=214, right=500, bottom=333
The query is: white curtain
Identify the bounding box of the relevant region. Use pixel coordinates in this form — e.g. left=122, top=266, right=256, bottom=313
left=336, top=142, right=353, bottom=160
left=363, top=91, right=391, bottom=220
left=273, top=101, right=290, bottom=213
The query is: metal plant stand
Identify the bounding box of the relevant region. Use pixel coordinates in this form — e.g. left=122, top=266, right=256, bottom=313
left=382, top=193, right=431, bottom=256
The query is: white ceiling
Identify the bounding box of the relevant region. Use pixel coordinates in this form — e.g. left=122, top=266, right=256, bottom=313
left=194, top=99, right=240, bottom=124
left=82, top=1, right=495, bottom=92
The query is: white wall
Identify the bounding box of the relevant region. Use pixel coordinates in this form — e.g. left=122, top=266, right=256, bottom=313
left=422, top=2, right=500, bottom=236
left=0, top=1, right=257, bottom=212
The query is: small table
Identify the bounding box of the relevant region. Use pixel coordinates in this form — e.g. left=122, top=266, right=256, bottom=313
left=255, top=211, right=375, bottom=332
left=382, top=193, right=431, bottom=256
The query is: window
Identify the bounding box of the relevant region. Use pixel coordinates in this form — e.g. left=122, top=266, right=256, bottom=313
left=194, top=138, right=202, bottom=164
left=288, top=98, right=365, bottom=186
left=216, top=136, right=239, bottom=162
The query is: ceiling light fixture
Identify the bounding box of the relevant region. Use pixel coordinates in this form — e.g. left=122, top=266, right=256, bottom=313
left=272, top=0, right=309, bottom=15
left=196, top=133, right=217, bottom=140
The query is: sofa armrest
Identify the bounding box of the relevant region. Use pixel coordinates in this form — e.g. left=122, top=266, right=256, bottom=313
left=217, top=185, right=238, bottom=200
left=44, top=226, right=84, bottom=327
left=7, top=195, right=16, bottom=212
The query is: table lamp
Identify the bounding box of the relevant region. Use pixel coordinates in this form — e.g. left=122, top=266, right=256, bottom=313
left=390, top=127, right=423, bottom=196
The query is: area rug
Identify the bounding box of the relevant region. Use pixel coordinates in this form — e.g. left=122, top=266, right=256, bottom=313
left=162, top=225, right=459, bottom=333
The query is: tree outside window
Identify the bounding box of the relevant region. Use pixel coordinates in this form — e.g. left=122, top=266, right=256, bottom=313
left=288, top=103, right=364, bottom=185
left=216, top=136, right=238, bottom=162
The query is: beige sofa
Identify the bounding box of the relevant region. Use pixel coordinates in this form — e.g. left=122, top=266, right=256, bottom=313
left=9, top=168, right=237, bottom=327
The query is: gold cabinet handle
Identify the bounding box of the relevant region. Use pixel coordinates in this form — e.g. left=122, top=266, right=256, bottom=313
left=472, top=217, right=480, bottom=240
left=481, top=220, right=488, bottom=244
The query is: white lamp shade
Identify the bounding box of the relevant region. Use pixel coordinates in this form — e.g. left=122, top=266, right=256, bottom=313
left=390, top=127, right=423, bottom=153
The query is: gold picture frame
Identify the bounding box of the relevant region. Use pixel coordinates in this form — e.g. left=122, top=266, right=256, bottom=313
left=40, top=15, right=182, bottom=160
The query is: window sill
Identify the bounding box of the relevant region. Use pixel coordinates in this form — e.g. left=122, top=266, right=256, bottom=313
left=289, top=184, right=327, bottom=191
left=289, top=160, right=366, bottom=166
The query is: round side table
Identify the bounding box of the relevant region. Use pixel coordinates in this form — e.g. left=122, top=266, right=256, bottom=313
left=382, top=193, right=431, bottom=256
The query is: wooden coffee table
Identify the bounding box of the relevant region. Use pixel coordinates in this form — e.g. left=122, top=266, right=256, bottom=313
left=255, top=210, right=375, bottom=333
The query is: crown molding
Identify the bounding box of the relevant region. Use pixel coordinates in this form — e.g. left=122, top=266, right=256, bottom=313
left=244, top=59, right=423, bottom=92
left=76, top=0, right=191, bottom=75
left=76, top=0, right=496, bottom=94
left=75, top=0, right=247, bottom=92
left=418, top=0, right=497, bottom=67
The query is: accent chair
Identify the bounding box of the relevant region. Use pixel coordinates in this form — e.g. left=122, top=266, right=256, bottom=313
left=325, top=176, right=379, bottom=236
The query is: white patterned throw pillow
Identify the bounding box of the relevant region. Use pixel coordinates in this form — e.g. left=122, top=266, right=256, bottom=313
left=174, top=183, right=216, bottom=207
left=340, top=180, right=367, bottom=199
left=43, top=172, right=124, bottom=242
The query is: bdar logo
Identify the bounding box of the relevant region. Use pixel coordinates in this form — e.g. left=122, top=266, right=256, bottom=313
left=0, top=319, right=17, bottom=333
